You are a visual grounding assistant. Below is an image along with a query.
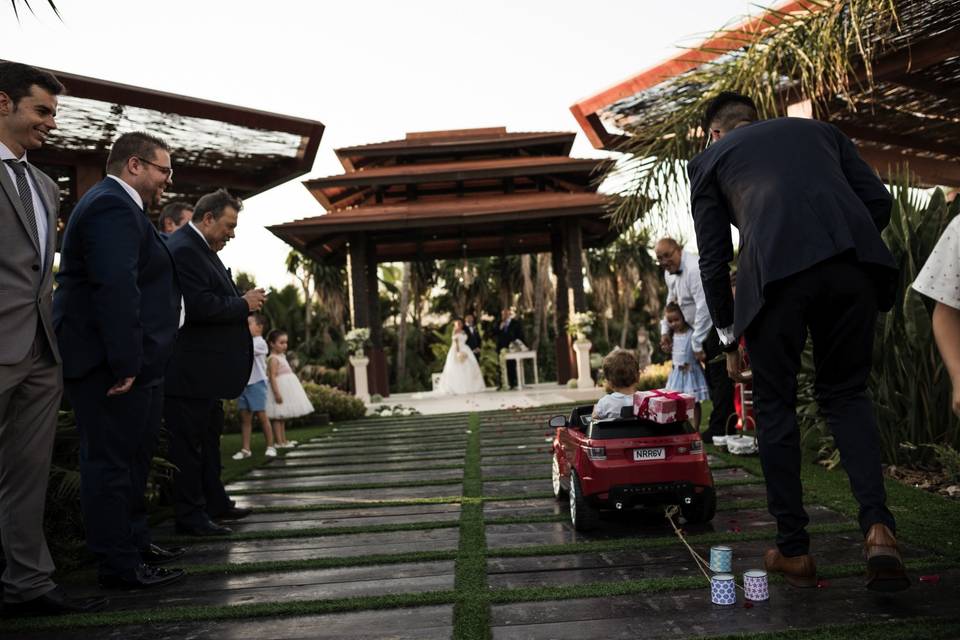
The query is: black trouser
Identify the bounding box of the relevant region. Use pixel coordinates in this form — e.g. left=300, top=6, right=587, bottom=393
left=67, top=368, right=161, bottom=577
left=744, top=255, right=894, bottom=557
left=164, top=396, right=231, bottom=527
left=703, top=329, right=735, bottom=440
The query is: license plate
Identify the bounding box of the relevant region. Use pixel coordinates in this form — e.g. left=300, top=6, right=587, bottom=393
left=633, top=447, right=666, bottom=461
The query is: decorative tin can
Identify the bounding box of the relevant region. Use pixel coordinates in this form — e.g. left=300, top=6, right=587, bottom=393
left=709, top=545, right=733, bottom=573
left=743, top=569, right=769, bottom=601
left=711, top=573, right=736, bottom=605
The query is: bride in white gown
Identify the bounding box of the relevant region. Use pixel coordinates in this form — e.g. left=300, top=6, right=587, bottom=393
left=437, top=319, right=487, bottom=395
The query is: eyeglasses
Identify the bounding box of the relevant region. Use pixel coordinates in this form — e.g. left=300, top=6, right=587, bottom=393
left=135, top=156, right=173, bottom=179
left=656, top=248, right=678, bottom=264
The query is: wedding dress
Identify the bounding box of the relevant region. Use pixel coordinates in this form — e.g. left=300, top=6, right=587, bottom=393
left=437, top=332, right=486, bottom=394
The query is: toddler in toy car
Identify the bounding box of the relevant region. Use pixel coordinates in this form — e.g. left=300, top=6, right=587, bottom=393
left=592, top=349, right=640, bottom=420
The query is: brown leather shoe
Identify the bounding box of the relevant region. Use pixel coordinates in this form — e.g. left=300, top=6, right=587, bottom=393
left=763, top=549, right=817, bottom=588
left=864, top=523, right=910, bottom=592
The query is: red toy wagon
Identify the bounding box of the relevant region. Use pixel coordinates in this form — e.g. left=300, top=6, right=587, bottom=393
left=550, top=403, right=716, bottom=530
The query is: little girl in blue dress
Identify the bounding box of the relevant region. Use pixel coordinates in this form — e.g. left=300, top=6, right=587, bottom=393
left=664, top=302, right=709, bottom=429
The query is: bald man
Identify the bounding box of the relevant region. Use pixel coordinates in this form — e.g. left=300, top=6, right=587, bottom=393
left=655, top=237, right=734, bottom=442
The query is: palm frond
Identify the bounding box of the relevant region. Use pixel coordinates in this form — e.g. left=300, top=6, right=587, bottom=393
left=604, top=0, right=898, bottom=229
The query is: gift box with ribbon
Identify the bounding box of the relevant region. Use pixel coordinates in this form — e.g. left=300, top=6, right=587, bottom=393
left=633, top=389, right=695, bottom=424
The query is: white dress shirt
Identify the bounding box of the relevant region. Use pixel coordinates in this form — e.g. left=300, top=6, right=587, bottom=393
left=188, top=221, right=211, bottom=248
left=659, top=250, right=713, bottom=353
left=1, top=142, right=49, bottom=268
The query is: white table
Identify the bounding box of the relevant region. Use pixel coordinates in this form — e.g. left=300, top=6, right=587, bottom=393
left=503, top=350, right=539, bottom=389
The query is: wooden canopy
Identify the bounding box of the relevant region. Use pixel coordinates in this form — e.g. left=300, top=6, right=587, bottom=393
left=569, top=0, right=960, bottom=186
left=9, top=61, right=325, bottom=225
left=270, top=127, right=619, bottom=397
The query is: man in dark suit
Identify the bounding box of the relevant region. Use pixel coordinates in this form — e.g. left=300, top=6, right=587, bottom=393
left=494, top=308, right=525, bottom=388
left=164, top=189, right=265, bottom=536
left=464, top=313, right=482, bottom=355
left=0, top=62, right=108, bottom=616
left=55, top=131, right=185, bottom=590
left=158, top=201, right=192, bottom=236
left=689, top=92, right=907, bottom=592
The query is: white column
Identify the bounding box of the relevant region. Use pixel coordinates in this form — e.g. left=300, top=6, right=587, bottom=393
left=573, top=339, right=593, bottom=389
left=349, top=355, right=370, bottom=404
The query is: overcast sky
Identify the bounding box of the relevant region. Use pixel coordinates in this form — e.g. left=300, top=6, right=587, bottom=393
left=5, top=0, right=769, bottom=289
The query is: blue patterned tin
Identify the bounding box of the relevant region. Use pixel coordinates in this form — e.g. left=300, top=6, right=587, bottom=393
left=711, top=573, right=736, bottom=605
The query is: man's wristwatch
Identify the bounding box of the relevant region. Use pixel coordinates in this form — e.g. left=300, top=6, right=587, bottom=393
left=721, top=340, right=739, bottom=354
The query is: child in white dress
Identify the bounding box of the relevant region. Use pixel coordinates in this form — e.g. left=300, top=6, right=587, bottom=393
left=664, top=302, right=709, bottom=428
left=265, top=330, right=314, bottom=448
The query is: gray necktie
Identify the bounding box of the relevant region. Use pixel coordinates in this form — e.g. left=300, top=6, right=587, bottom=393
left=5, top=160, right=40, bottom=249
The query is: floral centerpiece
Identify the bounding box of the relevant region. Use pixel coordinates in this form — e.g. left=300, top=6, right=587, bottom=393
left=566, top=311, right=595, bottom=341
left=345, top=328, right=370, bottom=357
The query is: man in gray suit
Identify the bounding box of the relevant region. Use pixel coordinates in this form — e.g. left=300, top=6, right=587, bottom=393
left=0, top=62, right=106, bottom=616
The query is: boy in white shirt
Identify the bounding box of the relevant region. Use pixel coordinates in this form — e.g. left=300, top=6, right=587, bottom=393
left=232, top=314, right=276, bottom=458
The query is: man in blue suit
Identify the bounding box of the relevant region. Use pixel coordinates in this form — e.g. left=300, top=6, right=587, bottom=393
left=164, top=189, right=263, bottom=535
left=689, top=92, right=907, bottom=592
left=54, top=132, right=186, bottom=589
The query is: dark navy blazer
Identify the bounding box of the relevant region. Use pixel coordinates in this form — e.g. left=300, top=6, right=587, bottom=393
left=54, top=177, right=180, bottom=385
left=162, top=223, right=252, bottom=400
left=688, top=117, right=897, bottom=338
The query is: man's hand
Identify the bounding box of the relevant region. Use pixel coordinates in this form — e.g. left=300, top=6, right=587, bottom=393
left=953, top=382, right=960, bottom=418
left=243, top=288, right=267, bottom=312
left=107, top=376, right=136, bottom=396
left=659, top=334, right=672, bottom=353
left=725, top=351, right=747, bottom=382
left=693, top=350, right=706, bottom=363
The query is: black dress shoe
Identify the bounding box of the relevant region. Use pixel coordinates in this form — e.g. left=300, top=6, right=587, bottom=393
left=211, top=506, right=252, bottom=521
left=2, top=586, right=108, bottom=617
left=175, top=520, right=233, bottom=537
left=98, top=564, right=185, bottom=590
left=141, top=543, right=187, bottom=565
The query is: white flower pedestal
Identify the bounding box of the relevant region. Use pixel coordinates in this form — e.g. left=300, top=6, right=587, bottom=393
left=573, top=339, right=593, bottom=390
left=349, top=354, right=370, bottom=404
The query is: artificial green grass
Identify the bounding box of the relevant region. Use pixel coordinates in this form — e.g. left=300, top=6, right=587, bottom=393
left=711, top=446, right=960, bottom=561
left=452, top=413, right=489, bottom=640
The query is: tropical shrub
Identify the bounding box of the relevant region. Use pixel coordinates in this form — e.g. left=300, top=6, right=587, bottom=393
left=798, top=184, right=959, bottom=465
left=302, top=382, right=366, bottom=422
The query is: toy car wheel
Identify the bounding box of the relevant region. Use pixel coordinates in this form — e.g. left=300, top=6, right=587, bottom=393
left=551, top=454, right=568, bottom=501
left=680, top=486, right=717, bottom=524
left=569, top=470, right=599, bottom=531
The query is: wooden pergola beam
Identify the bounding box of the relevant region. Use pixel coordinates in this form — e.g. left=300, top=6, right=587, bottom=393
left=856, top=146, right=960, bottom=187
left=833, top=121, right=960, bottom=160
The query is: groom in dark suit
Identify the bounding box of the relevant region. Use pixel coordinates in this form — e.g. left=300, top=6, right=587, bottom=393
left=164, top=189, right=263, bottom=536
left=55, top=131, right=185, bottom=589
left=689, top=92, right=906, bottom=592
left=494, top=308, right=525, bottom=388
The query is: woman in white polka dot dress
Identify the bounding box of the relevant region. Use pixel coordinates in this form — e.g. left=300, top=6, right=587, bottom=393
left=912, top=212, right=960, bottom=417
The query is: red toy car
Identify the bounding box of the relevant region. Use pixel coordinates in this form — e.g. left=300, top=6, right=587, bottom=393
left=550, top=404, right=716, bottom=530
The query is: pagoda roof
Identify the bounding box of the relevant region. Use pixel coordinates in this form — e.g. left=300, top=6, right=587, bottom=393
left=305, top=155, right=613, bottom=211
left=270, top=191, right=616, bottom=263
left=334, top=128, right=575, bottom=171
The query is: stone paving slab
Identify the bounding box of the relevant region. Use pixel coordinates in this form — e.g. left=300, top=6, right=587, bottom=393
left=233, top=485, right=462, bottom=508
left=482, top=479, right=553, bottom=497
left=486, top=531, right=927, bottom=589
left=17, top=606, right=455, bottom=640
left=167, top=529, right=461, bottom=566
left=66, top=561, right=455, bottom=612
left=245, top=460, right=465, bottom=478
left=157, top=505, right=462, bottom=538
left=715, top=483, right=769, bottom=501
left=302, top=432, right=468, bottom=448
left=264, top=451, right=464, bottom=467
left=225, top=468, right=463, bottom=492
left=284, top=443, right=466, bottom=458
left=484, top=505, right=851, bottom=549
left=489, top=570, right=959, bottom=639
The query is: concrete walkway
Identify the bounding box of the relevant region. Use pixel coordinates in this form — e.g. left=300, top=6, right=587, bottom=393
left=379, top=382, right=604, bottom=415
